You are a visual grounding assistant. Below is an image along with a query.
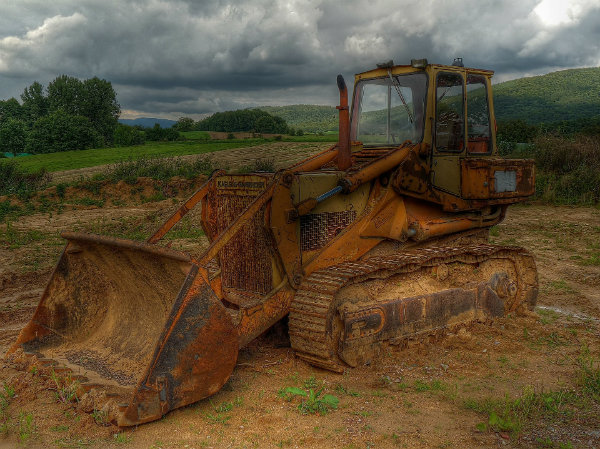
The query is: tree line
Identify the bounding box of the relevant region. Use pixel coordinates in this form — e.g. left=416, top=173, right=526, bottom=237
left=174, top=108, right=293, bottom=134
left=0, top=75, right=120, bottom=155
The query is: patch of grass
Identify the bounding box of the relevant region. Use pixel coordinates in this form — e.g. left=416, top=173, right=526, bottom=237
left=91, top=409, right=107, bottom=426
left=546, top=280, right=576, bottom=294
left=537, top=307, right=560, bottom=325
left=113, top=432, right=131, bottom=444
left=17, top=412, right=34, bottom=444
left=180, top=131, right=211, bottom=141
left=163, top=223, right=205, bottom=240
left=0, top=200, right=21, bottom=222
left=414, top=379, right=446, bottom=393
left=303, top=376, right=320, bottom=390
left=1, top=383, right=15, bottom=435
left=0, top=222, right=51, bottom=249
left=577, top=346, right=600, bottom=400
left=537, top=332, right=567, bottom=348
left=489, top=225, right=500, bottom=237
left=50, top=371, right=79, bottom=404
left=14, top=140, right=264, bottom=173
left=580, top=252, right=600, bottom=266
left=278, top=386, right=339, bottom=415
left=203, top=397, right=243, bottom=425
left=334, top=384, right=361, bottom=397
left=534, top=135, right=600, bottom=205
left=101, top=156, right=214, bottom=183
left=465, top=385, right=581, bottom=437
left=0, top=159, right=50, bottom=197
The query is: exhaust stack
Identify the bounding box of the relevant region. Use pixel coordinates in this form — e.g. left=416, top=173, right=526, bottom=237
left=336, top=74, right=351, bottom=170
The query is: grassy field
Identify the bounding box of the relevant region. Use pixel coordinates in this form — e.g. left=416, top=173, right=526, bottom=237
left=13, top=139, right=266, bottom=173
left=10, top=133, right=338, bottom=174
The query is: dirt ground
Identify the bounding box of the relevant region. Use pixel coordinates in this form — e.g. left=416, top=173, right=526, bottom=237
left=1, top=146, right=599, bottom=448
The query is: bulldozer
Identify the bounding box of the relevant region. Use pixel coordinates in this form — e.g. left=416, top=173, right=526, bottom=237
left=7, top=59, right=537, bottom=426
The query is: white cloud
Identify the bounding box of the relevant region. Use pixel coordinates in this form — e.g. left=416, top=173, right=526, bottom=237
left=0, top=0, right=597, bottom=117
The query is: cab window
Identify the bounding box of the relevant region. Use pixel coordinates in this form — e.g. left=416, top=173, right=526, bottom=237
left=466, top=74, right=491, bottom=153
left=435, top=72, right=464, bottom=152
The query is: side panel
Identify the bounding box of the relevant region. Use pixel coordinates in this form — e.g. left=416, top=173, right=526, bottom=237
left=431, top=156, right=461, bottom=195
left=461, top=158, right=535, bottom=199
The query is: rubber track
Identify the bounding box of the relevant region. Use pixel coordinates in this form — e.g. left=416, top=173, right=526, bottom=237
left=288, top=244, right=537, bottom=372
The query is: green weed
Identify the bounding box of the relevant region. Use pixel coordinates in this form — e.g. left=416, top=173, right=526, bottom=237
left=278, top=386, right=339, bottom=415
left=537, top=307, right=560, bottom=325
left=581, top=252, right=600, bottom=266
left=17, top=412, right=34, bottom=444
left=203, top=397, right=243, bottom=425
left=303, top=376, right=320, bottom=390
left=113, top=432, right=131, bottom=443
left=464, top=386, right=578, bottom=437
left=334, top=384, right=361, bottom=397
left=547, top=280, right=576, bottom=294
left=0, top=159, right=50, bottom=197
left=414, top=379, right=446, bottom=393
left=73, top=197, right=105, bottom=207
left=577, top=346, right=600, bottom=400
left=91, top=409, right=108, bottom=425
left=50, top=371, right=79, bottom=404
left=0, top=222, right=49, bottom=249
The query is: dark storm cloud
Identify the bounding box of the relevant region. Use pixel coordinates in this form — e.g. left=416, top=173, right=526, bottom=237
left=0, top=0, right=598, bottom=118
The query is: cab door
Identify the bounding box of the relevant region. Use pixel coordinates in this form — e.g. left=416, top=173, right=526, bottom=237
left=431, top=70, right=465, bottom=195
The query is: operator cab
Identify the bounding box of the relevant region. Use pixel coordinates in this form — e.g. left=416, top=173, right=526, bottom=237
left=350, top=59, right=495, bottom=156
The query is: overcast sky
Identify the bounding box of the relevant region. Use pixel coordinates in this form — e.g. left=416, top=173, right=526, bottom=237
left=0, top=0, right=598, bottom=119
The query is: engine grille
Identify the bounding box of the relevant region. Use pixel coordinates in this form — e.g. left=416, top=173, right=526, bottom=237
left=213, top=193, right=272, bottom=295
left=300, top=211, right=357, bottom=252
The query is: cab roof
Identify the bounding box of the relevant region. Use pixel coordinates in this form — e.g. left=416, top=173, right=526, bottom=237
left=355, top=62, right=494, bottom=83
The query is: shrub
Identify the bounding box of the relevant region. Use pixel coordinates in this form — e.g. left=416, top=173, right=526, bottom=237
left=0, top=160, right=50, bottom=197
left=145, top=124, right=181, bottom=142
left=0, top=118, right=27, bottom=155
left=173, top=117, right=196, bottom=132
left=102, top=157, right=213, bottom=183
left=533, top=134, right=600, bottom=204
left=25, top=110, right=103, bottom=153
left=113, top=124, right=146, bottom=146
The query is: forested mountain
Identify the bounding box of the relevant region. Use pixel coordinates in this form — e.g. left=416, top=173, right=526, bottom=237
left=493, top=67, right=600, bottom=124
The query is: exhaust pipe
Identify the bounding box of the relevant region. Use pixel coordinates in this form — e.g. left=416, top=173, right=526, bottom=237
left=336, top=74, right=352, bottom=170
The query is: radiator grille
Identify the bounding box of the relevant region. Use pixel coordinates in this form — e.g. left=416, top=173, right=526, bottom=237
left=300, top=211, right=357, bottom=252
left=214, top=194, right=272, bottom=295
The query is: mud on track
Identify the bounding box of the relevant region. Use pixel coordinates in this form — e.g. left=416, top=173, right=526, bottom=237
left=1, top=141, right=599, bottom=448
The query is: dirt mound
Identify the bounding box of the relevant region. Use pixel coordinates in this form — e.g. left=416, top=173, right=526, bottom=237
left=0, top=175, right=207, bottom=212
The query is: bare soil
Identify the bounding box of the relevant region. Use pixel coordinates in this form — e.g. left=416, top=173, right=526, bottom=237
left=1, top=143, right=599, bottom=448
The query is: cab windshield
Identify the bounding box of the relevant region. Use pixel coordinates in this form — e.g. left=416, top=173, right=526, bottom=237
left=351, top=72, right=427, bottom=146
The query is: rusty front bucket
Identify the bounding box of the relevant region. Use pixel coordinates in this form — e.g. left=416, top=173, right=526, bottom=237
left=7, top=232, right=238, bottom=426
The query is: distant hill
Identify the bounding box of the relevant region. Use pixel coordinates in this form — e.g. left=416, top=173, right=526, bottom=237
left=258, top=68, right=600, bottom=130
left=493, top=67, right=600, bottom=124
left=259, top=105, right=338, bottom=133
left=118, top=117, right=176, bottom=128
